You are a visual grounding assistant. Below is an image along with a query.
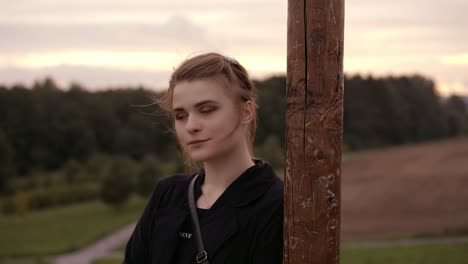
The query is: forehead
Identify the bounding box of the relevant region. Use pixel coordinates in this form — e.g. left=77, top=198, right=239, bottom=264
left=172, top=79, right=233, bottom=110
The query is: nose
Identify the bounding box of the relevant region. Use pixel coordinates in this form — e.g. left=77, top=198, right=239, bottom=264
left=185, top=114, right=201, bottom=133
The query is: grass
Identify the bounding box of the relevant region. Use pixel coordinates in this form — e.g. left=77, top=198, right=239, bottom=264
left=341, top=242, right=468, bottom=264
left=0, top=257, right=49, bottom=264
left=0, top=196, right=145, bottom=258
left=342, top=229, right=468, bottom=244
left=91, top=242, right=468, bottom=264
left=92, top=258, right=122, bottom=264
left=116, top=242, right=127, bottom=253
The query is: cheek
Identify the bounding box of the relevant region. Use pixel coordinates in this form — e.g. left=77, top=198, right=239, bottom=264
left=211, top=111, right=241, bottom=139
left=209, top=113, right=231, bottom=130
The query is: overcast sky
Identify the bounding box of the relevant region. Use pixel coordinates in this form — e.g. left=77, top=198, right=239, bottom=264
left=1, top=0, right=467, bottom=96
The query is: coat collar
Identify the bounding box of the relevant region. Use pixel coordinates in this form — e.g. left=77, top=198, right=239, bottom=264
left=152, top=159, right=278, bottom=263
left=187, top=159, right=278, bottom=210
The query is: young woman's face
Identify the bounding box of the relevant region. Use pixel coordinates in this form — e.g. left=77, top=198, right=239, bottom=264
left=172, top=78, right=245, bottom=162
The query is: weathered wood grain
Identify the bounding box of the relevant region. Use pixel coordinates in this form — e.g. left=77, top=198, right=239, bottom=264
left=284, top=0, right=344, bottom=263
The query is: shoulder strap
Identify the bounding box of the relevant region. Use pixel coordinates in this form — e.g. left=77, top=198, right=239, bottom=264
left=188, top=174, right=210, bottom=264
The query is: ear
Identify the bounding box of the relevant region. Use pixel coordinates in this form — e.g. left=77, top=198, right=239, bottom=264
left=241, top=100, right=255, bottom=124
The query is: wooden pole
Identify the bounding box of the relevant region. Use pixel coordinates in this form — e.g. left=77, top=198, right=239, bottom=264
left=284, top=0, right=344, bottom=263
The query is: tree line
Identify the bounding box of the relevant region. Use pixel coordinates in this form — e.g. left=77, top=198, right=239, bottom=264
left=344, top=74, right=468, bottom=149
left=1, top=74, right=467, bottom=195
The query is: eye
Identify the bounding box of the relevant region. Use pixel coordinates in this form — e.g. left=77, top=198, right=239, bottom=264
left=174, top=113, right=187, bottom=120
left=200, top=106, right=216, bottom=113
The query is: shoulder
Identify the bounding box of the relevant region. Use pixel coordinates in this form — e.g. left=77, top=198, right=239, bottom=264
left=260, top=176, right=283, bottom=207
left=156, top=173, right=193, bottom=191
left=259, top=164, right=284, bottom=202
left=244, top=173, right=283, bottom=246
left=148, top=173, right=196, bottom=208
left=268, top=175, right=284, bottom=199
left=259, top=177, right=283, bottom=212
left=245, top=169, right=283, bottom=219
left=255, top=172, right=283, bottom=218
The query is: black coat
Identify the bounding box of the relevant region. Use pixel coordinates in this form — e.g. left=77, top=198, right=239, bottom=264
left=123, top=159, right=284, bottom=264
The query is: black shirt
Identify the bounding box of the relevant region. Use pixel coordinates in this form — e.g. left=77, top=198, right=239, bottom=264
left=172, top=207, right=209, bottom=263
left=123, top=159, right=284, bottom=264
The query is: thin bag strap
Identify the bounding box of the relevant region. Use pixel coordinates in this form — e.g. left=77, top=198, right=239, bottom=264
left=188, top=174, right=210, bottom=264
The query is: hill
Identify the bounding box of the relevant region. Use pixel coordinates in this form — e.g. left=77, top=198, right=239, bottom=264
left=341, top=137, right=468, bottom=239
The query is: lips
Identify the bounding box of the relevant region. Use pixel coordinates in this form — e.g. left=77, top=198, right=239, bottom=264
left=188, top=139, right=210, bottom=145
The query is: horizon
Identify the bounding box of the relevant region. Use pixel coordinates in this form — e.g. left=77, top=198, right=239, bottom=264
left=1, top=0, right=467, bottom=96
left=2, top=73, right=466, bottom=100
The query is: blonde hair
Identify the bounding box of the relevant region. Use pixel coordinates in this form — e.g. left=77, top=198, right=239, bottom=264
left=156, top=52, right=259, bottom=171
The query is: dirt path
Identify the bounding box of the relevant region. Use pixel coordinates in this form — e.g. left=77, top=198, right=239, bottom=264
left=51, top=222, right=136, bottom=264
left=48, top=220, right=468, bottom=264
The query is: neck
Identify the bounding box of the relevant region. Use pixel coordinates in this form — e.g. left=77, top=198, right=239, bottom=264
left=202, top=143, right=255, bottom=193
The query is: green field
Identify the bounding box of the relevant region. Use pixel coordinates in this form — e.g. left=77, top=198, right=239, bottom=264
left=0, top=196, right=145, bottom=258
left=92, top=258, right=122, bottom=264
left=341, top=243, right=468, bottom=264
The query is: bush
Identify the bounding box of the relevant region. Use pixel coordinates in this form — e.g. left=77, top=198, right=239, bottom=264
left=1, top=191, right=29, bottom=215
left=63, top=159, right=83, bottom=184
left=29, top=184, right=99, bottom=209
left=1, top=184, right=100, bottom=215
left=100, top=156, right=136, bottom=209
left=137, top=155, right=162, bottom=197
left=85, top=152, right=113, bottom=181
left=256, top=135, right=285, bottom=170
left=1, top=197, right=15, bottom=215
left=0, top=128, right=15, bottom=195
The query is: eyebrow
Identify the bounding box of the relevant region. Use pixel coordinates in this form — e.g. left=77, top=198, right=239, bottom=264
left=173, top=100, right=218, bottom=112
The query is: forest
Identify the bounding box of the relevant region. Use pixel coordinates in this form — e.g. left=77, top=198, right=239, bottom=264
left=0, top=74, right=467, bottom=204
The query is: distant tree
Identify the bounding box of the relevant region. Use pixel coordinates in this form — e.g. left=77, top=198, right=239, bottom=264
left=3, top=74, right=467, bottom=179
left=137, top=155, right=163, bottom=197
left=344, top=74, right=449, bottom=149
left=100, top=156, right=136, bottom=209
left=63, top=159, right=82, bottom=184
left=256, top=135, right=284, bottom=170
left=446, top=95, right=467, bottom=114
left=255, top=76, right=286, bottom=148
left=85, top=152, right=112, bottom=181
left=445, top=95, right=468, bottom=136
left=0, top=129, right=15, bottom=195
left=159, top=157, right=186, bottom=176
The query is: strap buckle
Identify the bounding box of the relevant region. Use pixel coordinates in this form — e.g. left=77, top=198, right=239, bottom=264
left=196, top=250, right=208, bottom=263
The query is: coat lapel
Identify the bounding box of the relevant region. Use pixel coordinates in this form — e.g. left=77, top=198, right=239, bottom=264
left=200, top=206, right=238, bottom=260
left=150, top=207, right=189, bottom=264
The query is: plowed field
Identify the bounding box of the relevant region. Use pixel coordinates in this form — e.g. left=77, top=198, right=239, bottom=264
left=341, top=137, right=468, bottom=238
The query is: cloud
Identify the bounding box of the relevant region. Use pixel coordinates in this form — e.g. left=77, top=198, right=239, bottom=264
left=346, top=0, right=468, bottom=58
left=3, top=51, right=183, bottom=71
left=348, top=0, right=468, bottom=29
left=0, top=0, right=467, bottom=96
left=441, top=54, right=468, bottom=65
left=0, top=0, right=286, bottom=55
left=0, top=16, right=215, bottom=53
left=1, top=0, right=284, bottom=19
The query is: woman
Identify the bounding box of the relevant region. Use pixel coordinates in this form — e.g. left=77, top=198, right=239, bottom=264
left=123, top=52, right=284, bottom=264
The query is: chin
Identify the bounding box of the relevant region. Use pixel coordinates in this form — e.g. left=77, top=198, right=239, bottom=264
left=186, top=148, right=214, bottom=162
left=185, top=139, right=233, bottom=162
left=188, top=154, right=212, bottom=162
